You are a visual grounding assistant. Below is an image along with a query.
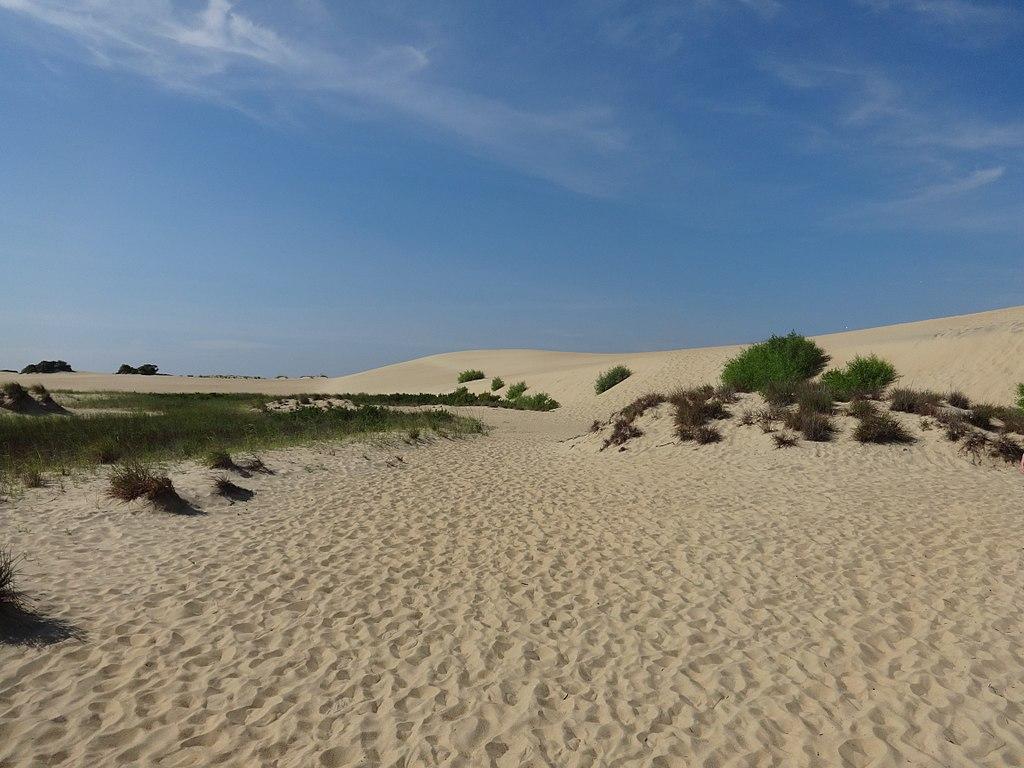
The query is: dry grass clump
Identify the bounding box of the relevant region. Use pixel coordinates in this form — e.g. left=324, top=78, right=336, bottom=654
left=772, top=432, right=798, bottom=449
left=20, top=468, right=44, bottom=488
left=798, top=412, right=836, bottom=442
left=0, top=548, right=24, bottom=618
left=107, top=462, right=183, bottom=509
left=671, top=386, right=728, bottom=441
left=947, top=390, right=971, bottom=409
left=759, top=380, right=796, bottom=407
left=959, top=431, right=988, bottom=463
left=1, top=382, right=34, bottom=411
left=239, top=455, right=271, bottom=474
left=989, top=434, right=1024, bottom=465
left=694, top=425, right=722, bottom=444
left=204, top=450, right=236, bottom=470
left=589, top=420, right=602, bottom=433
left=602, top=419, right=643, bottom=450
left=854, top=413, right=915, bottom=444
left=619, top=393, right=666, bottom=424
left=738, top=408, right=755, bottom=426
left=213, top=475, right=253, bottom=501
left=795, top=383, right=835, bottom=415
left=755, top=407, right=780, bottom=433
left=889, top=388, right=942, bottom=416
left=846, top=398, right=878, bottom=420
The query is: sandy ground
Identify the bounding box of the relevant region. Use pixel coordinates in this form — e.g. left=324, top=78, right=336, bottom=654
left=2, top=306, right=1024, bottom=767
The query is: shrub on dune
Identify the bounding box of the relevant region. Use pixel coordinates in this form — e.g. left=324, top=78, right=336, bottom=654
left=457, top=370, right=485, bottom=383
left=595, top=365, right=632, bottom=395
left=694, top=425, right=721, bottom=444
left=989, top=434, right=1024, bottom=465
left=1017, top=383, right=1024, bottom=412
left=490, top=377, right=504, bottom=391
left=721, top=332, right=829, bottom=392
left=671, top=386, right=728, bottom=441
left=602, top=418, right=642, bottom=450
left=0, top=547, right=24, bottom=618
left=795, top=382, right=835, bottom=415
left=846, top=398, right=878, bottom=420
left=204, top=450, right=235, bottom=470
left=821, top=355, right=897, bottom=400
left=511, top=392, right=560, bottom=411
left=505, top=382, right=528, bottom=400
left=619, top=393, right=666, bottom=424
left=947, top=390, right=970, bottom=409
left=772, top=432, right=798, bottom=449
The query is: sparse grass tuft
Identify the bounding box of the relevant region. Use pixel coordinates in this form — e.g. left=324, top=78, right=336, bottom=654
left=457, top=370, right=485, bottom=383
left=0, top=547, right=24, bottom=617
left=772, top=432, right=798, bottom=449
left=204, top=450, right=234, bottom=470
left=990, top=434, right=1024, bottom=465
left=694, top=425, right=721, bottom=445
left=721, top=332, right=829, bottom=392
left=889, top=388, right=942, bottom=416
left=798, top=412, right=836, bottom=442
left=755, top=407, right=777, bottom=433
left=854, top=413, right=914, bottom=444
left=759, top=380, right=796, bottom=407
left=671, top=386, right=728, bottom=441
left=966, top=403, right=1000, bottom=432
left=959, top=431, right=988, bottom=463
left=213, top=475, right=252, bottom=500
left=20, top=468, right=44, bottom=488
left=795, top=382, right=834, bottom=415
left=821, top=355, right=897, bottom=400
left=619, top=393, right=666, bottom=424
left=947, top=390, right=970, bottom=409
left=107, top=462, right=182, bottom=509
left=602, top=419, right=642, bottom=450
left=846, top=399, right=878, bottom=420
left=595, top=365, right=632, bottom=395
left=739, top=408, right=755, bottom=426
left=490, top=377, right=504, bottom=391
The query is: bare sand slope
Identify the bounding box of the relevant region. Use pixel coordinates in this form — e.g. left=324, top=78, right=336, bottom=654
left=2, top=407, right=1023, bottom=767
left=5, top=305, right=1022, bottom=410
left=320, top=305, right=1024, bottom=416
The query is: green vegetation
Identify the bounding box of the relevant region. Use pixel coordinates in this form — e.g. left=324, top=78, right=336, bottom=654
left=505, top=382, right=528, bottom=400
left=337, top=386, right=558, bottom=411
left=490, top=377, right=504, bottom=391
left=0, top=391, right=483, bottom=481
left=821, top=355, right=897, bottom=400
left=457, top=369, right=485, bottom=383
left=1, top=547, right=23, bottom=617
left=117, top=363, right=159, bottom=375
left=1017, top=383, right=1024, bottom=411
left=20, top=360, right=73, bottom=374
left=595, top=365, right=632, bottom=394
left=721, top=332, right=829, bottom=392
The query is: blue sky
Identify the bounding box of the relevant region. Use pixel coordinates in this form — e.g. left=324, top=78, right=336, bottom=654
left=1, top=0, right=1022, bottom=377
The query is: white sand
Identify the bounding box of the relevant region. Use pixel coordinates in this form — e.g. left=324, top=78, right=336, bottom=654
left=2, top=305, right=1023, bottom=767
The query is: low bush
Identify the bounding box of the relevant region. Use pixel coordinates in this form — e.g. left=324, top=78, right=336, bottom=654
left=799, top=412, right=835, bottom=442
left=795, top=382, right=834, bottom=415
left=854, top=413, right=914, bottom=444
left=739, top=408, right=755, bottom=426
left=714, top=384, right=738, bottom=404
left=116, top=364, right=159, bottom=375
left=505, top=382, right=528, bottom=400
left=20, top=360, right=73, bottom=374
left=821, top=355, right=898, bottom=400
left=595, top=365, right=632, bottom=394
left=1018, top=383, right=1024, bottom=411
left=457, top=370, right=485, bottom=383
left=512, top=392, right=560, bottom=411
left=721, top=332, right=829, bottom=392
left=490, top=377, right=504, bottom=391
left=947, top=391, right=970, bottom=409
left=966, top=404, right=1000, bottom=431
left=759, top=380, right=796, bottom=407
left=889, top=388, right=942, bottom=416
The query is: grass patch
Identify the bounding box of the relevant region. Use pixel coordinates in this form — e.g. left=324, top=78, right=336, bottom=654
left=505, top=382, right=528, bottom=400
left=457, top=369, right=485, bottom=383
left=595, top=365, right=632, bottom=395
left=846, top=399, right=879, bottom=420
left=490, top=377, right=504, bottom=391
left=821, top=355, right=897, bottom=400
left=694, top=425, right=721, bottom=444
left=107, top=462, right=182, bottom=508
left=0, top=392, right=483, bottom=480
left=948, top=390, right=970, bottom=409
left=772, top=432, right=798, bottom=449
left=721, top=332, right=829, bottom=392
left=602, top=419, right=643, bottom=450
left=854, top=413, right=914, bottom=444
left=889, top=388, right=942, bottom=416
left=0, top=548, right=24, bottom=617
left=671, top=386, right=728, bottom=441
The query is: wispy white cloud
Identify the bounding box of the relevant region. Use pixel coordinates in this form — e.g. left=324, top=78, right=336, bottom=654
left=0, top=0, right=627, bottom=194
left=855, top=0, right=1021, bottom=43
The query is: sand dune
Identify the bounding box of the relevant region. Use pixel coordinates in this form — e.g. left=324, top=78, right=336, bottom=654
left=2, top=305, right=1024, bottom=767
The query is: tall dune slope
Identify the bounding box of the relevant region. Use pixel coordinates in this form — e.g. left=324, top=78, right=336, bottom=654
left=4, top=305, right=1022, bottom=409
left=323, top=305, right=1024, bottom=413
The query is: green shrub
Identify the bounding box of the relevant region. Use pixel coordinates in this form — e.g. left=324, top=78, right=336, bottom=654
left=490, top=377, right=504, bottom=391
left=457, top=370, right=485, bottom=383
left=846, top=399, right=878, bottom=420
left=595, top=365, right=632, bottom=394
left=721, top=333, right=829, bottom=392
left=505, top=382, right=528, bottom=400
left=511, top=392, right=560, bottom=411
left=1016, top=383, right=1024, bottom=412
left=821, top=355, right=897, bottom=400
